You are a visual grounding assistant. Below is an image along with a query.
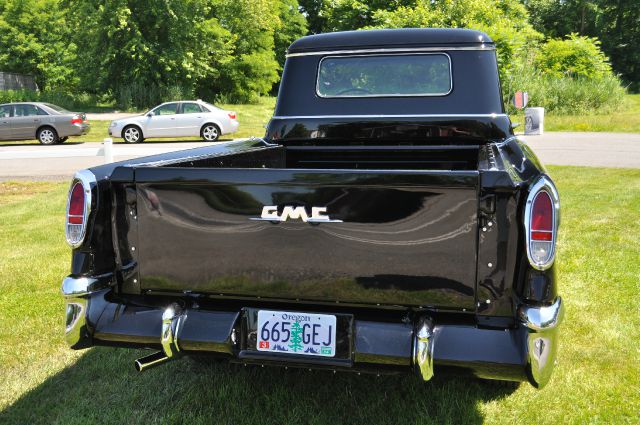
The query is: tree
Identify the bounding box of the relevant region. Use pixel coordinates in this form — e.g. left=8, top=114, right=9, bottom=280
left=0, top=0, right=77, bottom=90
left=367, top=0, right=543, bottom=85
left=208, top=0, right=282, bottom=102
left=322, top=0, right=417, bottom=32
left=65, top=0, right=233, bottom=107
left=274, top=0, right=308, bottom=70
left=596, top=0, right=640, bottom=91
left=299, top=0, right=327, bottom=34
left=523, top=0, right=640, bottom=91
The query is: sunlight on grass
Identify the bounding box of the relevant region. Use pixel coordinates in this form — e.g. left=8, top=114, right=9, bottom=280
left=0, top=166, right=638, bottom=423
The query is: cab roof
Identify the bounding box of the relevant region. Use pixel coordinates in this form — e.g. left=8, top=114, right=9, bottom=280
left=287, top=28, right=493, bottom=55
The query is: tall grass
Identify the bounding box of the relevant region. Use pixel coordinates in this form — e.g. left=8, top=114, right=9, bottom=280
left=503, top=70, right=627, bottom=115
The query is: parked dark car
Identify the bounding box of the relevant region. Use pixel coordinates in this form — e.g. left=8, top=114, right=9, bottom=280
left=61, top=28, right=563, bottom=388
left=0, top=102, right=89, bottom=144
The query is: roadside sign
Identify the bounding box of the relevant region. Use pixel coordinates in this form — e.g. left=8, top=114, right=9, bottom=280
left=513, top=91, right=529, bottom=109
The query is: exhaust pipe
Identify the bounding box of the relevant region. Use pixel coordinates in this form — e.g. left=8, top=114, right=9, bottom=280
left=134, top=304, right=184, bottom=372
left=134, top=351, right=170, bottom=372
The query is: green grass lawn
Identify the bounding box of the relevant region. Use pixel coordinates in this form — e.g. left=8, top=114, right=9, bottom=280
left=0, top=166, right=638, bottom=423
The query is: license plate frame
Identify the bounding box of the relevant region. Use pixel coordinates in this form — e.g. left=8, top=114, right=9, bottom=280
left=256, top=310, right=337, bottom=358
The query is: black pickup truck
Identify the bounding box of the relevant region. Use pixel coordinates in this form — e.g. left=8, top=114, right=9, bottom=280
left=62, top=28, right=564, bottom=388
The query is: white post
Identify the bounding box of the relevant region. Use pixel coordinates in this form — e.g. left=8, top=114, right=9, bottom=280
left=103, top=138, right=114, bottom=163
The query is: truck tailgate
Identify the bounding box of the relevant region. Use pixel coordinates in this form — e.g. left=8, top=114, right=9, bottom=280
left=133, top=168, right=479, bottom=310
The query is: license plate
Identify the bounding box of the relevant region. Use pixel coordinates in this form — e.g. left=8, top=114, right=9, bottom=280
left=257, top=310, right=336, bottom=357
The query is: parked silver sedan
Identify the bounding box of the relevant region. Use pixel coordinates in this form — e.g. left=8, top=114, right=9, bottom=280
left=108, top=100, right=239, bottom=143
left=0, top=102, right=89, bottom=144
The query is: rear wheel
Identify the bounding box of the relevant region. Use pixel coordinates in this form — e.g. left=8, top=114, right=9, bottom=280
left=201, top=124, right=220, bottom=141
left=37, top=127, right=59, bottom=145
left=123, top=125, right=143, bottom=143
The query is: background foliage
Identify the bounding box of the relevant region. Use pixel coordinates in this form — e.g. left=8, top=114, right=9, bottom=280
left=0, top=0, right=636, bottom=111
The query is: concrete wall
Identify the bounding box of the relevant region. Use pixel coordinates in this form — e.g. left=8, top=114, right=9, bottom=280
left=0, top=72, right=38, bottom=91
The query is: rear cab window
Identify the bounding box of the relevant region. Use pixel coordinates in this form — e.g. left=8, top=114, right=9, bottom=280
left=317, top=53, right=452, bottom=97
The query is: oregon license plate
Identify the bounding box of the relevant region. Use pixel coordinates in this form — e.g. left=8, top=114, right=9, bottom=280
left=256, top=310, right=336, bottom=357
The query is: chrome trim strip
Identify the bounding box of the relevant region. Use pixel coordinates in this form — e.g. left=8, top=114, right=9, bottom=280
left=65, top=169, right=97, bottom=248
left=316, top=53, right=453, bottom=98
left=271, top=113, right=505, bottom=119
left=413, top=317, right=435, bottom=381
left=287, top=45, right=495, bottom=58
left=524, top=175, right=560, bottom=270
left=519, top=297, right=564, bottom=332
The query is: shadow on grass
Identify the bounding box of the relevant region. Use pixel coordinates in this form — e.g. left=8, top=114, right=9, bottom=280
left=0, top=347, right=518, bottom=425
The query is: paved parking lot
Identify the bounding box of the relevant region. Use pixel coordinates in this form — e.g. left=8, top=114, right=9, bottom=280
left=0, top=132, right=638, bottom=181
left=521, top=132, right=640, bottom=169
left=0, top=141, right=213, bottom=180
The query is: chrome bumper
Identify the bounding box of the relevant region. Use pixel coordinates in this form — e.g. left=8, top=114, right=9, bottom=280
left=62, top=274, right=564, bottom=388
left=518, top=297, right=565, bottom=388
left=61, top=275, right=114, bottom=349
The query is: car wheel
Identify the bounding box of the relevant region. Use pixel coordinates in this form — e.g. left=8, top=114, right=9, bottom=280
left=37, top=127, right=59, bottom=145
left=201, top=124, right=220, bottom=142
left=123, top=125, right=143, bottom=143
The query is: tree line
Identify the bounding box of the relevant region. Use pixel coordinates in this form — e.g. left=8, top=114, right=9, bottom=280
left=0, top=0, right=636, bottom=111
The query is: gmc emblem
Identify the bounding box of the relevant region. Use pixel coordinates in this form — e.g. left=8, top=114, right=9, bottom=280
left=250, top=206, right=343, bottom=223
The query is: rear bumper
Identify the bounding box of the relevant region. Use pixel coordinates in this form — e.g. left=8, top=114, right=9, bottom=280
left=62, top=275, right=564, bottom=388
left=62, top=123, right=90, bottom=137
left=224, top=119, right=239, bottom=135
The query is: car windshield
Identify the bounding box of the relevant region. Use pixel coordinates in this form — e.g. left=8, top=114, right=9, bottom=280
left=42, top=103, right=71, bottom=113
left=317, top=53, right=452, bottom=97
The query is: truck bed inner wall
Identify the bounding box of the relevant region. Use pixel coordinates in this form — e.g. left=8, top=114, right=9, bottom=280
left=132, top=167, right=480, bottom=310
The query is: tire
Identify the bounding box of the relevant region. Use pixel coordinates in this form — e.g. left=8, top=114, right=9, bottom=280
left=122, top=125, right=143, bottom=143
left=37, top=127, right=59, bottom=145
left=201, top=124, right=220, bottom=142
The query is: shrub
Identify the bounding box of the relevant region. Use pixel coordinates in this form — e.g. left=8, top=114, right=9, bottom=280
left=536, top=34, right=612, bottom=80
left=503, top=68, right=626, bottom=115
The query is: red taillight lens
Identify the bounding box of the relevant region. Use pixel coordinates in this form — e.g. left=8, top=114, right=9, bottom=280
left=71, top=115, right=82, bottom=125
left=68, top=183, right=85, bottom=224
left=228, top=112, right=236, bottom=120
left=531, top=191, right=553, bottom=241
left=66, top=180, right=89, bottom=247
left=525, top=178, right=559, bottom=270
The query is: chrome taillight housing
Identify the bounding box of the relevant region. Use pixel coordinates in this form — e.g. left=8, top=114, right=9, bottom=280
left=65, top=170, right=96, bottom=248
left=524, top=176, right=560, bottom=270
